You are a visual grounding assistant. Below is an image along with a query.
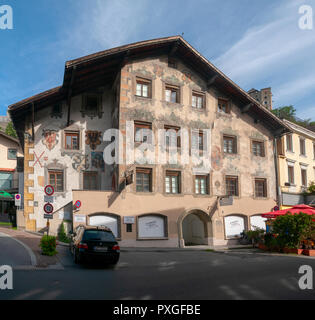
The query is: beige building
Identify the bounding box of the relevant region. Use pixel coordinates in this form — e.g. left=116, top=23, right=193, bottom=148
left=248, top=88, right=273, bottom=110
left=277, top=119, right=315, bottom=208
left=9, top=36, right=290, bottom=247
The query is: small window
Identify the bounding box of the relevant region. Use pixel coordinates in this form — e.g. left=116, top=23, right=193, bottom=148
left=49, top=170, right=64, bottom=192
left=223, top=135, right=237, bottom=154
left=165, top=171, right=181, bottom=194
left=65, top=132, right=79, bottom=150
left=134, top=122, right=152, bottom=143
left=164, top=125, right=181, bottom=150
left=300, top=138, right=306, bottom=156
left=226, top=176, right=239, bottom=197
left=252, top=141, right=265, bottom=157
left=136, top=78, right=151, bottom=98
left=286, top=134, right=293, bottom=152
left=288, top=165, right=295, bottom=185
left=8, top=149, right=17, bottom=160
left=192, top=92, right=205, bottom=109
left=82, top=93, right=102, bottom=119
left=136, top=168, right=152, bottom=193
left=218, top=98, right=230, bottom=113
left=255, top=179, right=267, bottom=198
left=301, top=169, right=307, bottom=187
left=192, top=131, right=206, bottom=151
left=195, top=175, right=209, bottom=195
left=165, top=85, right=180, bottom=103
left=83, top=172, right=98, bottom=190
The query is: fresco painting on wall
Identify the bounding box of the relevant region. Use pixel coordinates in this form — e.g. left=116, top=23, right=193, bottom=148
left=85, top=131, right=102, bottom=150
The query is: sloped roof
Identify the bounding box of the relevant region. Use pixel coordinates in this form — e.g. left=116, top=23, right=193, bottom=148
left=8, top=35, right=291, bottom=147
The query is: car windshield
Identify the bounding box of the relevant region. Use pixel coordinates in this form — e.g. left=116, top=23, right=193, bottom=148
left=83, top=230, right=116, bottom=242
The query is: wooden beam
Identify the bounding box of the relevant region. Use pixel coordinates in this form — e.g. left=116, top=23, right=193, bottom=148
left=207, top=75, right=218, bottom=88
left=169, top=41, right=180, bottom=57
left=67, top=66, right=76, bottom=127
left=31, top=102, right=35, bottom=141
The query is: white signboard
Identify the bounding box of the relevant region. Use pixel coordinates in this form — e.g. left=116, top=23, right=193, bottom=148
left=124, top=216, right=135, bottom=224
left=138, top=216, right=165, bottom=238
left=14, top=194, right=21, bottom=207
left=44, top=196, right=54, bottom=203
left=74, top=215, right=86, bottom=224
left=224, top=216, right=245, bottom=239
left=250, top=216, right=267, bottom=231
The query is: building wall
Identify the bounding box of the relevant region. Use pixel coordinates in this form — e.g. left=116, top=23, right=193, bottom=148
left=0, top=134, right=22, bottom=171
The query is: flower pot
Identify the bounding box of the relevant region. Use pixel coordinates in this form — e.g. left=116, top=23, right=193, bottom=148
left=302, top=249, right=315, bottom=257
left=258, top=244, right=267, bottom=251
left=283, top=248, right=303, bottom=254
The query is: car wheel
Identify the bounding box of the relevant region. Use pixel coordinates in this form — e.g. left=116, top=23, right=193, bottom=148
left=73, top=250, right=80, bottom=264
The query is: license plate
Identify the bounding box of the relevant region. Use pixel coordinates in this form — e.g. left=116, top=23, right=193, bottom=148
left=94, top=246, right=108, bottom=252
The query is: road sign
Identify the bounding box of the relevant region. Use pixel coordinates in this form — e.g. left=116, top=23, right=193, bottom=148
left=44, top=203, right=54, bottom=214
left=44, top=195, right=54, bottom=203
left=44, top=214, right=53, bottom=220
left=74, top=200, right=82, bottom=209
left=14, top=194, right=21, bottom=207
left=44, top=185, right=54, bottom=196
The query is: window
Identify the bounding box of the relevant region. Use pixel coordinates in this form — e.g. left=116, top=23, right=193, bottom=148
left=218, top=98, right=230, bottom=113
left=82, top=93, right=103, bottom=119
left=223, top=135, right=237, bottom=154
left=192, top=92, right=205, bottom=109
left=288, top=165, right=295, bottom=185
left=136, top=168, right=152, bottom=192
left=255, top=179, right=267, bottom=198
left=138, top=215, right=167, bottom=239
left=300, top=138, right=306, bottom=156
left=164, top=125, right=181, bottom=150
left=252, top=141, right=265, bottom=157
left=165, top=85, right=180, bottom=103
left=192, top=131, right=206, bottom=151
left=0, top=172, right=13, bottom=190
left=48, top=170, right=64, bottom=192
left=301, top=169, right=307, bottom=187
left=226, top=176, right=239, bottom=197
left=286, top=134, right=293, bottom=152
left=83, top=172, right=98, bottom=190
left=136, top=78, right=151, bottom=98
left=165, top=171, right=180, bottom=194
left=65, top=132, right=79, bottom=150
left=7, top=149, right=17, bottom=160
left=134, top=122, right=152, bottom=143
left=195, top=175, right=209, bottom=195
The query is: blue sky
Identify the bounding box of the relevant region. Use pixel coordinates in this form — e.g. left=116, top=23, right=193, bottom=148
left=0, top=0, right=314, bottom=120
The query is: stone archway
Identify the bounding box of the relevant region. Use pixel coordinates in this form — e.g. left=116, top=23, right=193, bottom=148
left=178, top=209, right=211, bottom=247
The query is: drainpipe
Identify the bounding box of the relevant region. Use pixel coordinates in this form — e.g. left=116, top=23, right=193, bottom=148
left=273, top=137, right=282, bottom=208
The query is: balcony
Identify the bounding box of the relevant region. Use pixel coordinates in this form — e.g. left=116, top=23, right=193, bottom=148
left=0, top=179, right=19, bottom=191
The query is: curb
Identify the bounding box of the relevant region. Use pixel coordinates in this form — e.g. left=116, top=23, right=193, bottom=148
left=0, top=232, right=37, bottom=266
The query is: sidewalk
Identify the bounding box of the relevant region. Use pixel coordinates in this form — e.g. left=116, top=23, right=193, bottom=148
left=0, top=227, right=61, bottom=268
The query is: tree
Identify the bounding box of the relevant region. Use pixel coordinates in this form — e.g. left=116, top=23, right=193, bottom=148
left=5, top=122, right=17, bottom=138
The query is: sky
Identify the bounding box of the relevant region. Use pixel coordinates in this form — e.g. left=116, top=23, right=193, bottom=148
left=0, top=0, right=314, bottom=120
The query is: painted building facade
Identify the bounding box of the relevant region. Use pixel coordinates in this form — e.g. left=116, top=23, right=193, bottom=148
left=9, top=36, right=289, bottom=247
left=277, top=119, right=315, bottom=208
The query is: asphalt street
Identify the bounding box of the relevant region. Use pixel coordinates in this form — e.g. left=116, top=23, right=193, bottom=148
left=1, top=241, right=315, bottom=300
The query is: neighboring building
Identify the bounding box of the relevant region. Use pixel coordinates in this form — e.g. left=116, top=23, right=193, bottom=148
left=0, top=113, right=10, bottom=131
left=0, top=131, right=23, bottom=223
left=277, top=119, right=315, bottom=208
left=9, top=36, right=289, bottom=247
left=248, top=88, right=273, bottom=110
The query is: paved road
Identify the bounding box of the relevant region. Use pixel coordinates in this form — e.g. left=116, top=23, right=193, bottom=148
left=1, top=246, right=315, bottom=300
left=0, top=232, right=32, bottom=267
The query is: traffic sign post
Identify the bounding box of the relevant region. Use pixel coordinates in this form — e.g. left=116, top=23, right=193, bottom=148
left=74, top=200, right=82, bottom=210
left=44, top=186, right=55, bottom=236
left=14, top=194, right=21, bottom=207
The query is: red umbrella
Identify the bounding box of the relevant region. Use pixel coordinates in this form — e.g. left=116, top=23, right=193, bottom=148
left=262, top=204, right=315, bottom=219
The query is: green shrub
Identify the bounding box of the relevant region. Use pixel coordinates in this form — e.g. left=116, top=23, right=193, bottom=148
left=264, top=233, right=280, bottom=252
left=245, top=228, right=265, bottom=247
left=58, top=222, right=70, bottom=244
left=40, top=235, right=57, bottom=256
left=272, top=213, right=315, bottom=250
left=307, top=181, right=315, bottom=194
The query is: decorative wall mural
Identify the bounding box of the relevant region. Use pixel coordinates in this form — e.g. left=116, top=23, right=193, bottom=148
left=211, top=146, right=223, bottom=171
left=91, top=152, right=105, bottom=171
left=182, top=70, right=193, bottom=83
left=85, top=131, right=102, bottom=150
left=72, top=154, right=89, bottom=172
left=153, top=64, right=164, bottom=78
left=33, top=151, right=45, bottom=168
left=42, top=130, right=59, bottom=151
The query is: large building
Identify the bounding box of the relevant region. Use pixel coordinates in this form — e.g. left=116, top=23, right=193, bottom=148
left=248, top=88, right=273, bottom=111
left=9, top=36, right=290, bottom=247
left=0, top=131, right=23, bottom=223
left=277, top=119, right=315, bottom=208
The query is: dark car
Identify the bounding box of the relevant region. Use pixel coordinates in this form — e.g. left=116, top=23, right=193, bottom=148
left=70, top=225, right=120, bottom=265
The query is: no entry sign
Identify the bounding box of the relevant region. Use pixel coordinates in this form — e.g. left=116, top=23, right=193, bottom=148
left=74, top=200, right=82, bottom=209
left=44, top=185, right=54, bottom=196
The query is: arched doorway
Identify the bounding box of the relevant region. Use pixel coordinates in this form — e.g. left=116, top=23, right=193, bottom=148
left=180, top=210, right=209, bottom=246
left=88, top=213, right=121, bottom=238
